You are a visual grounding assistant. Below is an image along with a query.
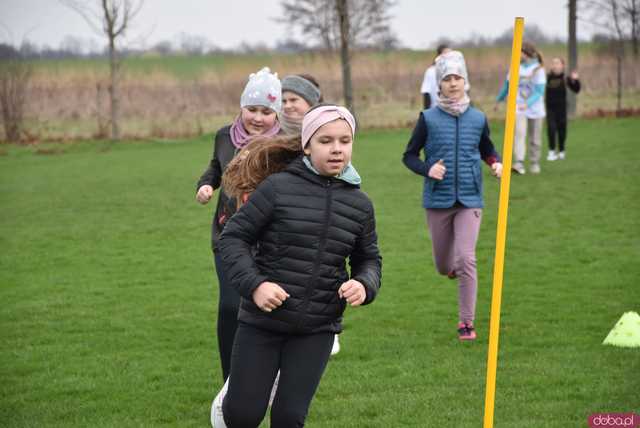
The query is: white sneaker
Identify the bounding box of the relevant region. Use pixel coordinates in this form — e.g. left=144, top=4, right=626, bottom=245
left=547, top=150, right=558, bottom=161
left=511, top=164, right=526, bottom=175
left=331, top=334, right=341, bottom=356
left=211, top=379, right=229, bottom=428
left=530, top=164, right=541, bottom=174
left=558, top=151, right=565, bottom=160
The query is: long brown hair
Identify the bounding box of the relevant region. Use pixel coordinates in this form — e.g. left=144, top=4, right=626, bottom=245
left=222, top=134, right=303, bottom=203
left=522, top=41, right=544, bottom=65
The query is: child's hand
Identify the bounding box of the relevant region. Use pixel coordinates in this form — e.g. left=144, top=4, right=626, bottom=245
left=428, top=159, right=446, bottom=180
left=253, top=282, right=290, bottom=313
left=196, top=185, right=214, bottom=204
left=338, top=280, right=366, bottom=307
left=517, top=103, right=527, bottom=111
left=491, top=162, right=503, bottom=178
left=570, top=70, right=579, bottom=80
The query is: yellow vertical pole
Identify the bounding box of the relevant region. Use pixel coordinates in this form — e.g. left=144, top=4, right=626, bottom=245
left=483, top=17, right=524, bottom=428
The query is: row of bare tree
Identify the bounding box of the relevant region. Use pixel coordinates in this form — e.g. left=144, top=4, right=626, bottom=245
left=1, top=0, right=639, bottom=143
left=53, top=0, right=384, bottom=141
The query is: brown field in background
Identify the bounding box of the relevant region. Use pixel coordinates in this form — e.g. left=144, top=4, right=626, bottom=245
left=14, top=44, right=640, bottom=141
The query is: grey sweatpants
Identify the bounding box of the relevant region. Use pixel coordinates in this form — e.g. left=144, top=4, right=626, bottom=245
left=514, top=115, right=543, bottom=168
left=426, top=206, right=482, bottom=324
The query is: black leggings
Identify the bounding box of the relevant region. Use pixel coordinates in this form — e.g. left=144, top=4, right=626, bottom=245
left=546, top=106, right=568, bottom=152
left=214, top=251, right=240, bottom=381
left=223, top=323, right=334, bottom=428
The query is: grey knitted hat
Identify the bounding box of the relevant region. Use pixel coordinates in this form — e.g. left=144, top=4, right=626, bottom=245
left=281, top=75, right=321, bottom=106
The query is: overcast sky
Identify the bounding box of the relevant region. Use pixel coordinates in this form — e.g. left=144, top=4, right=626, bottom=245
left=1, top=0, right=595, bottom=51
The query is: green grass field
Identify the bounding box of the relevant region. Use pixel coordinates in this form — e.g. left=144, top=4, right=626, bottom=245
left=1, top=118, right=639, bottom=427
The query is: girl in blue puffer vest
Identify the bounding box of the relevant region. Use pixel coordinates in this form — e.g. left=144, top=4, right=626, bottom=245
left=403, top=51, right=502, bottom=341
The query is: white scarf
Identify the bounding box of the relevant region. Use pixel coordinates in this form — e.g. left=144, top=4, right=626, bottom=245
left=438, top=93, right=471, bottom=117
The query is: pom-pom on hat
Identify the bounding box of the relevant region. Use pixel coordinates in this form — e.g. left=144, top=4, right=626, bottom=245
left=240, top=67, right=282, bottom=113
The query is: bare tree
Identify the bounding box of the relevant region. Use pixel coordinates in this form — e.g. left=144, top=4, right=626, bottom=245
left=61, top=0, right=145, bottom=140
left=60, top=35, right=87, bottom=56
left=279, top=0, right=395, bottom=113
left=278, top=0, right=396, bottom=51
left=0, top=54, right=32, bottom=142
left=622, top=0, right=639, bottom=55
left=178, top=33, right=212, bottom=56
left=336, top=0, right=354, bottom=112
left=568, top=0, right=578, bottom=116
left=610, top=0, right=625, bottom=112
left=583, top=0, right=630, bottom=112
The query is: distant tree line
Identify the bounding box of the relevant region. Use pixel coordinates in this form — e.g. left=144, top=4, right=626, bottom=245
left=433, top=23, right=566, bottom=49
left=0, top=31, right=625, bottom=63
left=2, top=28, right=636, bottom=63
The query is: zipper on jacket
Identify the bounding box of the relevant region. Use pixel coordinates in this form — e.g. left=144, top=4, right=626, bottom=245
left=297, top=178, right=332, bottom=331
left=454, top=116, right=459, bottom=202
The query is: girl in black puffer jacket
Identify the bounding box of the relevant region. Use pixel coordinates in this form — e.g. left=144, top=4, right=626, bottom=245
left=216, top=105, right=381, bottom=428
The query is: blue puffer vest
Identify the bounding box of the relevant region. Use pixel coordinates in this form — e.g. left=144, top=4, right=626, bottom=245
left=422, top=106, right=486, bottom=209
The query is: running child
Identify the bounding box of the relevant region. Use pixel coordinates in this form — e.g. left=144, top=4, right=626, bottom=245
left=403, top=51, right=502, bottom=340
left=195, top=67, right=281, bottom=382
left=215, top=104, right=382, bottom=427
left=545, top=57, right=581, bottom=161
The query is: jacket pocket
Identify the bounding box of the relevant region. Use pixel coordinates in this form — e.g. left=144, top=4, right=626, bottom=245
left=427, top=178, right=436, bottom=194
left=472, top=163, right=482, bottom=194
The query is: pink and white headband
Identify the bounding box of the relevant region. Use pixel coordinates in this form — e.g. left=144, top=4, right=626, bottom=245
left=301, top=105, right=356, bottom=149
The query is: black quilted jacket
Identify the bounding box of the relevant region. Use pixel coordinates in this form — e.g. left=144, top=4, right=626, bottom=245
left=218, top=156, right=382, bottom=334
left=196, top=125, right=239, bottom=251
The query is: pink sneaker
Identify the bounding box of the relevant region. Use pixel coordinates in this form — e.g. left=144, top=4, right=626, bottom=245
left=457, top=322, right=477, bottom=341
